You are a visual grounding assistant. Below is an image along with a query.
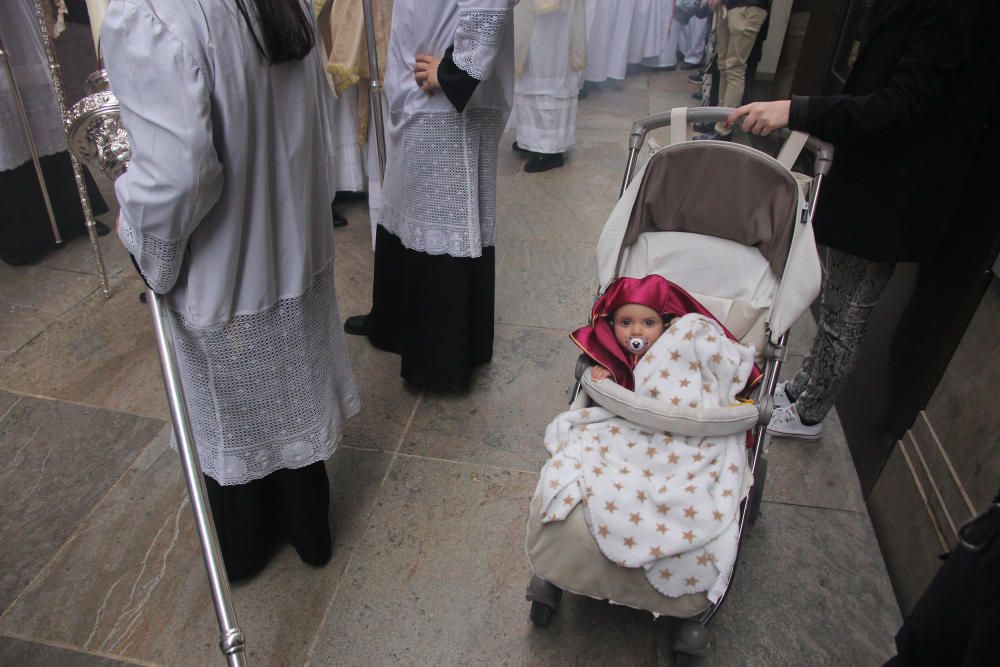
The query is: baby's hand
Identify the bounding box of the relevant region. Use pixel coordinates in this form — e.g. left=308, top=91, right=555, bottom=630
left=590, top=366, right=612, bottom=382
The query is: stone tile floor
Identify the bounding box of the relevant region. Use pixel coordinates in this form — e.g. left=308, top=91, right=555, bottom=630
left=0, top=66, right=901, bottom=665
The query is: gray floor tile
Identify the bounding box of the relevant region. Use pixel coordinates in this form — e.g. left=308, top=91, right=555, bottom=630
left=648, top=89, right=699, bottom=117
left=655, top=502, right=901, bottom=666
left=495, top=237, right=596, bottom=332
left=786, top=309, right=818, bottom=356
left=763, top=407, right=865, bottom=513
left=32, top=229, right=133, bottom=281
left=0, top=443, right=391, bottom=667
left=0, top=395, right=164, bottom=612
left=758, top=351, right=866, bottom=512
left=1, top=300, right=51, bottom=363
left=401, top=323, right=579, bottom=471
left=331, top=199, right=375, bottom=319
left=0, top=391, right=19, bottom=419
left=329, top=205, right=424, bottom=455
left=648, top=68, right=696, bottom=93
left=340, top=333, right=421, bottom=453
left=498, top=137, right=626, bottom=246
left=573, top=126, right=637, bottom=146
left=577, top=84, right=652, bottom=132
left=0, top=634, right=140, bottom=667
left=0, top=276, right=168, bottom=420
left=308, top=456, right=659, bottom=667
left=0, top=263, right=101, bottom=314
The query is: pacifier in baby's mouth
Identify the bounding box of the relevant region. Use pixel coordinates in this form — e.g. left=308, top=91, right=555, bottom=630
left=626, top=336, right=648, bottom=355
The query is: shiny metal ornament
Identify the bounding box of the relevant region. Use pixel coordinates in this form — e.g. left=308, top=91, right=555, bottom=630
left=66, top=70, right=130, bottom=181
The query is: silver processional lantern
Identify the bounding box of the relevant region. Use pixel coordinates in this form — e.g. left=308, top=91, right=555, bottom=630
left=66, top=70, right=130, bottom=180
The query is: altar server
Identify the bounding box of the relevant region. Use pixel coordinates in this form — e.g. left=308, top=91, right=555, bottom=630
left=344, top=0, right=516, bottom=391
left=103, top=0, right=360, bottom=579
left=510, top=0, right=588, bottom=172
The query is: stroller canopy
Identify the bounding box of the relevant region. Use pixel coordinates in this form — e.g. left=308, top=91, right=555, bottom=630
left=597, top=140, right=822, bottom=346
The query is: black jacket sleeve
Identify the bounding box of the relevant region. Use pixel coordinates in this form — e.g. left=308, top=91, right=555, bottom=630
left=789, top=0, right=967, bottom=143
left=438, top=45, right=480, bottom=113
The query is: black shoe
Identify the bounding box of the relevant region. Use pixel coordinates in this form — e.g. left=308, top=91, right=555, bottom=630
left=344, top=314, right=371, bottom=336
left=524, top=152, right=565, bottom=173
left=331, top=204, right=348, bottom=228
left=691, top=91, right=703, bottom=101
left=679, top=61, right=701, bottom=70
left=95, top=220, right=111, bottom=237
left=693, top=121, right=714, bottom=133
left=512, top=141, right=529, bottom=154
left=687, top=73, right=703, bottom=85
left=693, top=130, right=732, bottom=142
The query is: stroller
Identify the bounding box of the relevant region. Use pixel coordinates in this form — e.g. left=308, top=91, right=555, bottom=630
left=524, top=107, right=833, bottom=659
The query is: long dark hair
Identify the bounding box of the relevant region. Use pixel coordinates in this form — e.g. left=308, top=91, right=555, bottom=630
left=233, top=0, right=315, bottom=64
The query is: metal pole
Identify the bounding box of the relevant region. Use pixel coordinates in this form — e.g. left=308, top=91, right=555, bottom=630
left=146, top=289, right=249, bottom=667
left=30, top=0, right=111, bottom=298
left=361, top=0, right=386, bottom=181
left=0, top=32, right=62, bottom=245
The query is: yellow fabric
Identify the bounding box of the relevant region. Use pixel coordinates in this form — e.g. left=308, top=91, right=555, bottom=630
left=325, top=0, right=392, bottom=95
left=514, top=0, right=587, bottom=77
left=321, top=0, right=393, bottom=145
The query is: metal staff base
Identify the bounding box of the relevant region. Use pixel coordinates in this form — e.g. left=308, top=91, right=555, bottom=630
left=146, top=288, right=249, bottom=667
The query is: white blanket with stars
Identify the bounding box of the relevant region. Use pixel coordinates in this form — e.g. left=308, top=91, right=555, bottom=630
left=538, top=314, right=756, bottom=602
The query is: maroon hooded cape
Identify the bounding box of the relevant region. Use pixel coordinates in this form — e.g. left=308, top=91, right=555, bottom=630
left=571, top=275, right=762, bottom=392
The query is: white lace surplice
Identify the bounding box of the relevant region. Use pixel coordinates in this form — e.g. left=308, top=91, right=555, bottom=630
left=103, top=0, right=360, bottom=486
left=380, top=0, right=516, bottom=258
left=0, top=1, right=67, bottom=172
left=538, top=314, right=756, bottom=602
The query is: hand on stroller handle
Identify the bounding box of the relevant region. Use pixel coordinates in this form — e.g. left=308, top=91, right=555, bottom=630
left=727, top=101, right=791, bottom=137
left=626, top=106, right=834, bottom=170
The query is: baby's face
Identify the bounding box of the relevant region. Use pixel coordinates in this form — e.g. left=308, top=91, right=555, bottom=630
left=612, top=303, right=666, bottom=357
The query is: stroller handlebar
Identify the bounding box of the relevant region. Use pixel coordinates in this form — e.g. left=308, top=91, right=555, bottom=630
left=626, top=107, right=835, bottom=177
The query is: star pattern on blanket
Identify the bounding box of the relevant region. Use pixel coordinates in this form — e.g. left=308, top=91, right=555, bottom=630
left=538, top=314, right=756, bottom=601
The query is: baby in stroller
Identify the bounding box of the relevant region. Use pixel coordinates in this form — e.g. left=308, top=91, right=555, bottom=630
left=535, top=275, right=760, bottom=602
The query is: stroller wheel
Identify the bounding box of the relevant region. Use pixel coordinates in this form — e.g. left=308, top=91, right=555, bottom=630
left=747, top=457, right=768, bottom=526
left=526, top=575, right=562, bottom=627
left=673, top=620, right=711, bottom=657
left=529, top=600, right=556, bottom=627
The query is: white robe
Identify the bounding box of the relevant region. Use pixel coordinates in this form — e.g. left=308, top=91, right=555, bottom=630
left=104, top=0, right=360, bottom=485
left=626, top=0, right=664, bottom=65
left=509, top=1, right=586, bottom=154
left=642, top=6, right=710, bottom=69
left=328, top=84, right=366, bottom=193
left=0, top=1, right=66, bottom=172
left=583, top=0, right=635, bottom=83
left=380, top=0, right=516, bottom=258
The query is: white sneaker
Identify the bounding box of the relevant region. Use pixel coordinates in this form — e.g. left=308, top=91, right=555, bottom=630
left=767, top=404, right=823, bottom=440
left=774, top=382, right=792, bottom=409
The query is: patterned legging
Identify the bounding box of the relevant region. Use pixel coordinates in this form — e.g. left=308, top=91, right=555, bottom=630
left=785, top=248, right=896, bottom=425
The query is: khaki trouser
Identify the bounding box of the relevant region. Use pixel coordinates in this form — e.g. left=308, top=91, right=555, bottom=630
left=714, top=6, right=768, bottom=135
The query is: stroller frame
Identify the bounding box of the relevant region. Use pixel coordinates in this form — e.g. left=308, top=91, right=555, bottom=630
left=525, top=107, right=834, bottom=659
